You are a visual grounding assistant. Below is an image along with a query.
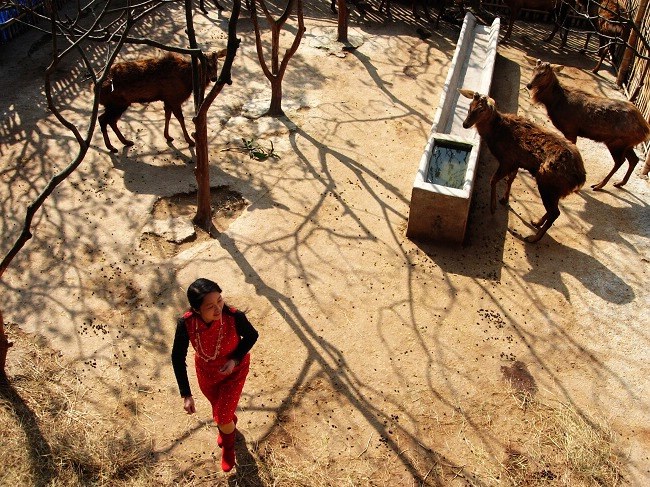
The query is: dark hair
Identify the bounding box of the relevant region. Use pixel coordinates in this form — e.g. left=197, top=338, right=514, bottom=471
left=187, top=278, right=222, bottom=311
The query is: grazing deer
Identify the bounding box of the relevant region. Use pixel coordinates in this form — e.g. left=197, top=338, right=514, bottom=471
left=99, top=50, right=226, bottom=152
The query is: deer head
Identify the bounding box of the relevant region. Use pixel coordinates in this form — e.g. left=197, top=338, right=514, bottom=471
left=206, top=49, right=228, bottom=82
left=525, top=57, right=564, bottom=92
left=458, top=89, right=496, bottom=129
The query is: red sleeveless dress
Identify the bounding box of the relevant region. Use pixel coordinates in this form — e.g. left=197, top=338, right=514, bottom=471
left=184, top=309, right=250, bottom=424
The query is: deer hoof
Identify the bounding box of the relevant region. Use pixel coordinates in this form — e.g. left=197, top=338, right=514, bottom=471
left=613, top=180, right=626, bottom=188
left=165, top=136, right=174, bottom=142
left=124, top=140, right=134, bottom=147
left=591, top=183, right=605, bottom=191
left=524, top=234, right=540, bottom=243
left=109, top=146, right=118, bottom=153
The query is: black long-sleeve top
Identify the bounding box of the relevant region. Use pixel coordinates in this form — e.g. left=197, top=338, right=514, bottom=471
left=171, top=306, right=258, bottom=397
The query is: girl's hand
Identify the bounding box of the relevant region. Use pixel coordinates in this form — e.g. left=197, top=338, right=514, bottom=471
left=183, top=396, right=196, bottom=414
left=219, top=359, right=238, bottom=375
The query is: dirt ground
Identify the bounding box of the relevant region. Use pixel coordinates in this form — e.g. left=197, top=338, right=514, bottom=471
left=1, top=1, right=649, bottom=485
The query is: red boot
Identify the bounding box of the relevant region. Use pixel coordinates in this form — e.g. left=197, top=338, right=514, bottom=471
left=217, top=414, right=237, bottom=448
left=220, top=430, right=237, bottom=472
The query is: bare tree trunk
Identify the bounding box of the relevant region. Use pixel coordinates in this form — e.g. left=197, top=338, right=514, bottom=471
left=269, top=77, right=284, bottom=115
left=190, top=0, right=242, bottom=231
left=251, top=0, right=305, bottom=117
left=193, top=112, right=213, bottom=230
left=0, top=311, right=12, bottom=383
left=185, top=0, right=213, bottom=229
left=337, top=0, right=349, bottom=43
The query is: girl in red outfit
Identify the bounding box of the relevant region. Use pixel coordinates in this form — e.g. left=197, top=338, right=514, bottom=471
left=172, top=278, right=258, bottom=472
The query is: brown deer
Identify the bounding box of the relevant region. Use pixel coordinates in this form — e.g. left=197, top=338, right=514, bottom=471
left=98, top=50, right=226, bottom=153
left=580, top=0, right=631, bottom=73
left=525, top=57, right=650, bottom=189
left=459, top=89, right=586, bottom=242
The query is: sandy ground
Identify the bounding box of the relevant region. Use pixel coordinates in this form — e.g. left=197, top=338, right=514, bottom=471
left=1, top=1, right=649, bottom=485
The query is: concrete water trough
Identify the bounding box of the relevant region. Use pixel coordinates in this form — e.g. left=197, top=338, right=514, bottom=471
left=406, top=13, right=500, bottom=244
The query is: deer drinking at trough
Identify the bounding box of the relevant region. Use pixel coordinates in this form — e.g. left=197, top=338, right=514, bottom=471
left=459, top=89, right=586, bottom=243
left=525, top=58, right=650, bottom=190
left=98, top=50, right=226, bottom=153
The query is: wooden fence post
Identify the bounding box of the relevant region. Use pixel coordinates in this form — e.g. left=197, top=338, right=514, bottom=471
left=617, top=0, right=649, bottom=86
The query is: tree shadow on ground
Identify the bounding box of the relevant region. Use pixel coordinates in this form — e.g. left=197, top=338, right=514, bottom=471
left=216, top=231, right=486, bottom=485
left=0, top=380, right=55, bottom=487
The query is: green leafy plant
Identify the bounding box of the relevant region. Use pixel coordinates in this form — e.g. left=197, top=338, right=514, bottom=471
left=223, top=138, right=280, bottom=161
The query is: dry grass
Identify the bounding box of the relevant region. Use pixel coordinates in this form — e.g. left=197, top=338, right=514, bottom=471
left=1, top=326, right=626, bottom=486
left=458, top=391, right=626, bottom=486
left=0, top=325, right=172, bottom=487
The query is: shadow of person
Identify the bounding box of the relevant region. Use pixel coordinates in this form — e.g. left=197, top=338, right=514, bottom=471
left=228, top=430, right=265, bottom=486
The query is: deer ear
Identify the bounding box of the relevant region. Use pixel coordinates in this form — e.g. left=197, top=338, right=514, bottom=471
left=524, top=56, right=538, bottom=66
left=458, top=89, right=475, bottom=99
left=551, top=64, right=564, bottom=73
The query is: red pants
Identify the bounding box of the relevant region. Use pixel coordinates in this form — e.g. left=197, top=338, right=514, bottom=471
left=196, top=354, right=250, bottom=424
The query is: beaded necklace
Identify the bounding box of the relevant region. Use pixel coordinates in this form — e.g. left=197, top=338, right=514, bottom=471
left=194, top=316, right=225, bottom=362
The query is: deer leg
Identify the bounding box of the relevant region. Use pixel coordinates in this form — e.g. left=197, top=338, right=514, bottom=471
left=560, top=25, right=569, bottom=48
left=111, top=121, right=134, bottom=147
left=170, top=104, right=195, bottom=146
left=354, top=0, right=367, bottom=18
left=546, top=2, right=568, bottom=43
left=386, top=0, right=393, bottom=18
left=526, top=186, right=560, bottom=243
left=545, top=23, right=561, bottom=43
left=214, top=0, right=225, bottom=11
left=499, top=170, right=518, bottom=206
left=330, top=0, right=337, bottom=14
left=434, top=0, right=444, bottom=29
left=421, top=0, right=432, bottom=22
left=501, top=8, right=518, bottom=43
left=592, top=147, right=625, bottom=190
left=531, top=212, right=548, bottom=228
left=100, top=104, right=131, bottom=152
left=613, top=148, right=639, bottom=188
left=592, top=37, right=607, bottom=73
left=164, top=105, right=174, bottom=142
left=98, top=112, right=117, bottom=153
left=490, top=166, right=512, bottom=214
left=580, top=32, right=592, bottom=54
